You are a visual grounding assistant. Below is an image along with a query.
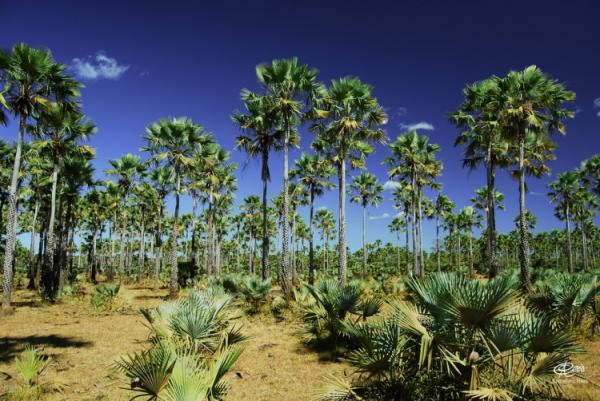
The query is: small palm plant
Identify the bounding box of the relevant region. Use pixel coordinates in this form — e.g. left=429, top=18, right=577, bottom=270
left=1, top=346, right=60, bottom=400
left=299, top=279, right=381, bottom=355
left=116, top=289, right=245, bottom=401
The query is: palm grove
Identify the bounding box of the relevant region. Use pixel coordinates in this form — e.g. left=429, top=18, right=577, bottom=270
left=2, top=44, right=599, bottom=313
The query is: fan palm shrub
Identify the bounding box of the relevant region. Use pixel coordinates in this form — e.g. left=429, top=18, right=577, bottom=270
left=319, top=273, right=583, bottom=401
left=299, top=279, right=381, bottom=355
left=1, top=346, right=61, bottom=401
left=117, top=289, right=245, bottom=401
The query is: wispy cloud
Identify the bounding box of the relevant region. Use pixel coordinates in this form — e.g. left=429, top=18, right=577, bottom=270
left=369, top=213, right=390, bottom=221
left=383, top=180, right=401, bottom=191
left=594, top=97, right=600, bottom=117
left=71, top=52, right=129, bottom=80
left=400, top=121, right=435, bottom=131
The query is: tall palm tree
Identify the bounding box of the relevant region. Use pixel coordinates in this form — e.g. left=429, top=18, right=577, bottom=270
left=233, top=91, right=283, bottom=280
left=0, top=43, right=79, bottom=309
left=388, top=215, right=406, bottom=273
left=432, top=194, right=455, bottom=272
left=452, top=78, right=511, bottom=278
left=548, top=171, right=580, bottom=274
left=241, top=195, right=261, bottom=275
left=290, top=153, right=335, bottom=284
left=314, top=207, right=336, bottom=273
left=349, top=172, right=383, bottom=276
left=288, top=182, right=308, bottom=284
left=148, top=167, right=173, bottom=283
left=256, top=57, right=322, bottom=296
left=32, top=104, right=95, bottom=299
left=312, top=77, right=386, bottom=285
left=142, top=117, right=208, bottom=298
left=106, top=154, right=145, bottom=283
left=386, top=131, right=441, bottom=277
left=497, top=65, right=575, bottom=289
left=457, top=206, right=482, bottom=278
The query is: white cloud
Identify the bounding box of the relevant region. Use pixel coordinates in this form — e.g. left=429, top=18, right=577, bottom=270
left=400, top=121, right=435, bottom=131
left=594, top=97, right=600, bottom=117
left=383, top=180, right=401, bottom=191
left=369, top=213, right=390, bottom=221
left=71, top=52, right=129, bottom=80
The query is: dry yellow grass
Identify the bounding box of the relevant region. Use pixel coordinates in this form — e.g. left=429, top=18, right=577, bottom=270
left=0, top=285, right=346, bottom=401
left=1, top=284, right=598, bottom=401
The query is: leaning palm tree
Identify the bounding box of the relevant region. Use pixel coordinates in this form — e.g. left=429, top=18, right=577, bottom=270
left=142, top=117, right=209, bottom=298
left=233, top=91, right=282, bottom=280
left=255, top=57, right=322, bottom=296
left=0, top=43, right=79, bottom=309
left=31, top=104, right=95, bottom=299
left=312, top=77, right=386, bottom=285
left=106, top=154, right=145, bottom=283
left=290, top=153, right=335, bottom=284
left=349, top=172, right=383, bottom=276
left=497, top=66, right=575, bottom=289
left=548, top=171, right=580, bottom=274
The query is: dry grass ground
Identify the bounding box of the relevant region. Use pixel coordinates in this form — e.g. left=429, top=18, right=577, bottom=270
left=0, top=285, right=346, bottom=401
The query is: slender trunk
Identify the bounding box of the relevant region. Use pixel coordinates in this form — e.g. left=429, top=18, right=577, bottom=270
left=397, top=231, right=401, bottom=272
left=138, top=212, right=146, bottom=283
left=581, top=223, right=589, bottom=270
left=2, top=113, right=25, bottom=310
left=565, top=205, right=573, bottom=274
left=517, top=132, right=531, bottom=289
left=261, top=148, right=270, bottom=280
left=207, top=198, right=214, bottom=276
left=486, top=149, right=499, bottom=278
left=291, top=210, right=297, bottom=285
left=338, top=158, right=348, bottom=285
left=418, top=188, right=425, bottom=276
left=405, top=210, right=410, bottom=276
left=308, top=190, right=316, bottom=285
left=27, top=198, right=40, bottom=289
left=325, top=232, right=329, bottom=272
left=191, top=197, right=198, bottom=279
left=41, top=162, right=59, bottom=299
left=436, top=215, right=441, bottom=273
left=281, top=115, right=291, bottom=296
left=169, top=174, right=181, bottom=298
left=108, top=212, right=116, bottom=281
left=90, top=230, right=98, bottom=284
left=411, top=171, right=418, bottom=276
left=154, top=202, right=164, bottom=284
left=362, top=204, right=367, bottom=276
left=118, top=192, right=129, bottom=283
left=468, top=229, right=474, bottom=279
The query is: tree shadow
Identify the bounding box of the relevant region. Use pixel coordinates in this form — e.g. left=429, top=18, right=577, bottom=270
left=0, top=335, right=93, bottom=363
left=134, top=294, right=166, bottom=300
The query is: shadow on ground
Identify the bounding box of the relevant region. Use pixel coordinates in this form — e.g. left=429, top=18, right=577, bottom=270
left=0, top=335, right=93, bottom=362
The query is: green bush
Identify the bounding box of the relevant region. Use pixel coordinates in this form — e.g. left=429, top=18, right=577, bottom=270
left=90, top=283, right=120, bottom=311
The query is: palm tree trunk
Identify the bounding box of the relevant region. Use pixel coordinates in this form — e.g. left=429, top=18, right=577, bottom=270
left=118, top=194, right=129, bottom=283
left=517, top=133, right=531, bottom=289
left=42, top=162, right=59, bottom=299
left=397, top=231, right=401, bottom=273
left=90, top=229, right=98, bottom=284
left=405, top=210, right=411, bottom=276
left=486, top=150, right=500, bottom=278
left=27, top=198, right=40, bottom=289
left=362, top=205, right=367, bottom=276
left=468, top=229, right=474, bottom=279
left=154, top=203, right=163, bottom=285
left=291, top=210, right=297, bottom=285
left=581, top=222, right=589, bottom=270
left=138, top=213, right=146, bottom=283
left=191, top=197, right=198, bottom=279
left=565, top=205, right=573, bottom=274
left=436, top=215, right=441, bottom=273
left=418, top=188, right=425, bottom=276
left=169, top=174, right=181, bottom=298
left=2, top=114, right=25, bottom=310
left=411, top=172, right=418, bottom=277
left=338, top=158, right=347, bottom=286
left=261, top=148, right=270, bottom=280
left=308, top=190, right=316, bottom=285
left=281, top=116, right=291, bottom=296
left=108, top=212, right=116, bottom=281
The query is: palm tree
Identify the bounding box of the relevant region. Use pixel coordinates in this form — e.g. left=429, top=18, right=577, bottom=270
left=142, top=117, right=209, bottom=298
left=149, top=167, right=173, bottom=283
left=31, top=104, right=95, bottom=299
left=255, top=57, right=321, bottom=296
left=457, top=206, right=482, bottom=278
left=314, top=207, right=336, bottom=273
left=388, top=215, right=406, bottom=273
left=385, top=131, right=441, bottom=277
left=580, top=154, right=600, bottom=196
left=290, top=153, right=335, bottom=284
left=240, top=195, right=261, bottom=275
left=497, top=66, right=575, bottom=289
left=349, top=172, right=383, bottom=276
left=288, top=182, right=308, bottom=284
left=452, top=79, right=511, bottom=278
left=432, top=194, right=455, bottom=272
left=233, top=91, right=282, bottom=280
left=312, top=77, right=386, bottom=285
left=0, top=43, right=79, bottom=309
left=548, top=171, right=580, bottom=274
left=571, top=188, right=597, bottom=270
left=106, top=154, right=145, bottom=283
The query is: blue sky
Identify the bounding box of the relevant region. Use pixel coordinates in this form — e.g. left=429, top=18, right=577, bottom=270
left=2, top=0, right=600, bottom=250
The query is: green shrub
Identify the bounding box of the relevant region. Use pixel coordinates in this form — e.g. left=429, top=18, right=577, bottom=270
left=90, top=283, right=120, bottom=311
